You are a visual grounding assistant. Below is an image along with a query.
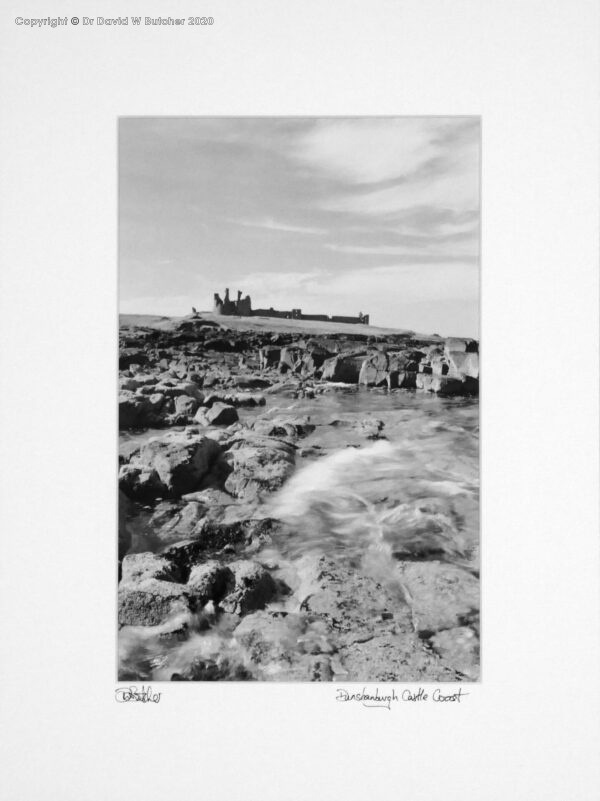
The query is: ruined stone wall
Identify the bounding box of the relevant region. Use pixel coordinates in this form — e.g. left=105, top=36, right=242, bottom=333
left=212, top=289, right=368, bottom=323
left=253, top=308, right=294, bottom=319
left=331, top=315, right=368, bottom=325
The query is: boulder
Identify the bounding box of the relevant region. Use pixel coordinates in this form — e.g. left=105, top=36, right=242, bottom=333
left=121, top=552, right=184, bottom=584
left=186, top=561, right=235, bottom=605
left=119, top=391, right=152, bottom=429
left=118, top=578, right=191, bottom=626
left=161, top=519, right=267, bottom=567
left=223, top=435, right=295, bottom=498
left=154, top=383, right=201, bottom=400
left=220, top=560, right=277, bottom=614
left=175, top=382, right=204, bottom=401
left=203, top=392, right=265, bottom=408
left=194, top=402, right=239, bottom=426
left=278, top=347, right=302, bottom=374
left=395, top=371, right=418, bottom=389
left=258, top=346, right=281, bottom=370
left=320, top=354, right=364, bottom=383
left=120, top=436, right=221, bottom=499
left=358, top=351, right=389, bottom=387
left=174, top=394, right=201, bottom=416
left=119, top=376, right=138, bottom=391
left=446, top=351, right=479, bottom=379
left=147, top=393, right=166, bottom=412
left=147, top=500, right=206, bottom=546
left=118, top=464, right=163, bottom=502
left=127, top=373, right=158, bottom=388
left=416, top=373, right=467, bottom=396
left=251, top=415, right=315, bottom=440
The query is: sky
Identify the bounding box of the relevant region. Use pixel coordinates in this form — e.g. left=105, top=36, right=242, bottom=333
left=119, top=117, right=480, bottom=337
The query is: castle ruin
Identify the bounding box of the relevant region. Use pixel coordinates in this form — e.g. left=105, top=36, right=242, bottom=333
left=212, top=288, right=369, bottom=325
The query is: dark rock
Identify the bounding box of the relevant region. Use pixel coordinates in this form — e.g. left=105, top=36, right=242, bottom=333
left=174, top=395, right=201, bottom=416
left=147, top=500, right=206, bottom=546
left=121, top=552, right=184, bottom=584
left=278, top=347, right=302, bottom=374
left=120, top=436, right=221, bottom=500
left=186, top=561, right=235, bottom=605
left=119, top=391, right=152, bottom=429
left=203, top=391, right=265, bottom=408
left=320, top=354, right=364, bottom=383
left=416, top=373, right=468, bottom=396
left=119, top=349, right=148, bottom=369
left=161, top=518, right=271, bottom=565
left=223, top=435, right=295, bottom=498
left=233, top=375, right=272, bottom=389
left=118, top=578, right=191, bottom=626
left=258, top=346, right=281, bottom=369
left=194, top=402, right=239, bottom=426
left=251, top=415, right=315, bottom=439
left=221, top=560, right=277, bottom=614
left=396, top=371, right=417, bottom=389
left=118, top=464, right=163, bottom=502
left=170, top=657, right=251, bottom=681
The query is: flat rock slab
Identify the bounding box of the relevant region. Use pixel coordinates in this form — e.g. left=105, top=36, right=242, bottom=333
left=396, top=560, right=479, bottom=634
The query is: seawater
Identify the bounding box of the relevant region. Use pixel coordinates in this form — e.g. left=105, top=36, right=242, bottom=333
left=118, top=388, right=479, bottom=679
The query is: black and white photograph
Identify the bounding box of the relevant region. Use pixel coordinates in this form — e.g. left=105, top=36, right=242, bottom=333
left=3, top=2, right=599, bottom=799
left=118, top=117, right=480, bottom=682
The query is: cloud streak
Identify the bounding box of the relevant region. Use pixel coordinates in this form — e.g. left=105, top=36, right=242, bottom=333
left=231, top=217, right=327, bottom=235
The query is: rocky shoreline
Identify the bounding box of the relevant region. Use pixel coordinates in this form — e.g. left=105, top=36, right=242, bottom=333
left=118, top=315, right=480, bottom=681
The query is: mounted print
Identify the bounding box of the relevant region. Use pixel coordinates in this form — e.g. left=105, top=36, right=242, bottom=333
left=118, top=117, right=480, bottom=682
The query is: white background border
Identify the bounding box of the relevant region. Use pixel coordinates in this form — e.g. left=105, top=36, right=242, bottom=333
left=1, top=2, right=599, bottom=799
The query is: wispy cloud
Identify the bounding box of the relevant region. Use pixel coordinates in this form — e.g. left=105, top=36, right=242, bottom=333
left=231, top=217, right=326, bottom=235
left=325, top=236, right=478, bottom=261
left=294, top=118, right=445, bottom=184
left=294, top=117, right=479, bottom=228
